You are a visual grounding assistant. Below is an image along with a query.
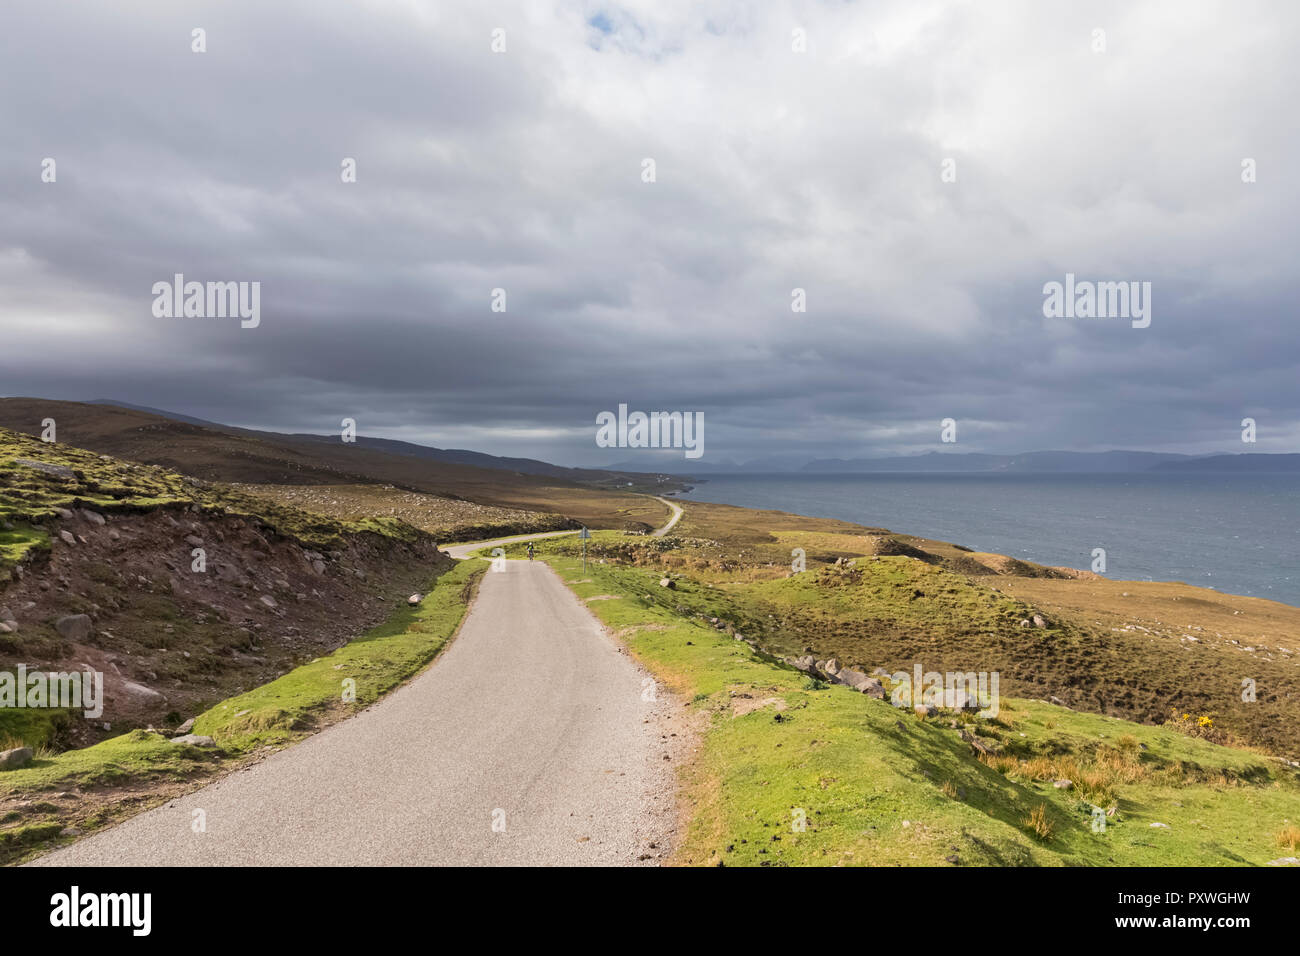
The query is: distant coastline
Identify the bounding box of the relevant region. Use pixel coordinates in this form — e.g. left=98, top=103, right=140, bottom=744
left=677, top=471, right=1300, bottom=608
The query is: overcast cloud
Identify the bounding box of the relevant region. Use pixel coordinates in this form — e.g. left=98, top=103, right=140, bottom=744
left=1, top=0, right=1297, bottom=466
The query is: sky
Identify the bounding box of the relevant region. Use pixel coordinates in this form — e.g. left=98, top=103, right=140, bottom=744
left=1, top=0, right=1297, bottom=467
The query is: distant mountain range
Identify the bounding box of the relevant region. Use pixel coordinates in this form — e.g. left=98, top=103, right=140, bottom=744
left=76, top=402, right=1300, bottom=476
left=609, top=449, right=1300, bottom=475
left=86, top=400, right=665, bottom=484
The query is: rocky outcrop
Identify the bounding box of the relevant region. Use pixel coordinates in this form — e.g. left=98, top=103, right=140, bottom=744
left=0, top=746, right=33, bottom=770
left=55, top=614, right=93, bottom=641
left=780, top=654, right=885, bottom=698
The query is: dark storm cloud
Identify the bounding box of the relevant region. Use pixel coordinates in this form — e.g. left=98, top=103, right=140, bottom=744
left=2, top=0, right=1297, bottom=465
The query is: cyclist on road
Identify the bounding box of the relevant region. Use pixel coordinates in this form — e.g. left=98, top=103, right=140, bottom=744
left=527, top=542, right=535, bottom=561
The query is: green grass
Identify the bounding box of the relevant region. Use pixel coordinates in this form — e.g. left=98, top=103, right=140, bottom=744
left=0, top=707, right=73, bottom=751
left=524, top=522, right=1300, bottom=758
left=0, top=522, right=48, bottom=570
left=194, top=559, right=482, bottom=748
left=542, top=553, right=1300, bottom=866
left=0, top=559, right=483, bottom=863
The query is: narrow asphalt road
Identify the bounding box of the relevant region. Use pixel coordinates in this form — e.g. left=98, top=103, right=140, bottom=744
left=650, top=496, right=683, bottom=537
left=32, top=557, right=676, bottom=866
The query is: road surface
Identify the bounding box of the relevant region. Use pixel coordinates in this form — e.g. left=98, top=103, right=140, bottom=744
left=650, top=496, right=683, bottom=537
left=33, top=557, right=676, bottom=866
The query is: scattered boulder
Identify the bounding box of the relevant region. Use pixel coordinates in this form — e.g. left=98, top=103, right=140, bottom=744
left=58, top=530, right=77, bottom=546
left=836, top=667, right=885, bottom=698
left=259, top=595, right=278, bottom=609
left=184, top=534, right=204, bottom=548
left=1268, top=857, right=1300, bottom=866
left=120, top=681, right=165, bottom=703
left=0, top=746, right=34, bottom=770
left=171, top=734, right=215, bottom=748
left=175, top=718, right=196, bottom=734
left=55, top=614, right=93, bottom=641
left=789, top=655, right=819, bottom=675
left=81, top=510, right=106, bottom=526
left=658, top=577, right=675, bottom=589
left=408, top=593, right=422, bottom=606
left=1053, top=779, right=1073, bottom=789
left=1032, top=614, right=1048, bottom=628
left=1149, top=822, right=1170, bottom=829
left=13, top=459, right=76, bottom=480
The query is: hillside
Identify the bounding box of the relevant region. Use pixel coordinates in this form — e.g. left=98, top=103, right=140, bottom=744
left=0, top=398, right=675, bottom=530
left=0, top=427, right=452, bottom=750
left=529, top=499, right=1300, bottom=758
left=88, top=399, right=674, bottom=484
left=534, top=544, right=1300, bottom=867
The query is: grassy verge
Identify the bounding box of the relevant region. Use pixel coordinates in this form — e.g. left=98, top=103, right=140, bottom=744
left=535, top=543, right=1300, bottom=867
left=193, top=559, right=482, bottom=748
left=532, top=513, right=1300, bottom=758
left=0, top=559, right=483, bottom=864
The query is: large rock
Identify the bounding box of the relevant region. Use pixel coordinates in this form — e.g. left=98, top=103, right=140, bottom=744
left=55, top=614, right=93, bottom=641
left=0, top=746, right=33, bottom=770
left=120, top=681, right=165, bottom=703
left=789, top=655, right=819, bottom=675
left=175, top=718, right=195, bottom=734
left=407, top=593, right=422, bottom=606
left=13, top=459, right=76, bottom=480
left=171, top=734, right=215, bottom=748
left=58, top=530, right=77, bottom=546
left=859, top=678, right=886, bottom=699
left=81, top=510, right=106, bottom=526
left=836, top=668, right=887, bottom=698
left=658, top=578, right=675, bottom=589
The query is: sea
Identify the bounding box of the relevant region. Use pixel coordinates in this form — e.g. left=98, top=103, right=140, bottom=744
left=677, top=473, right=1300, bottom=607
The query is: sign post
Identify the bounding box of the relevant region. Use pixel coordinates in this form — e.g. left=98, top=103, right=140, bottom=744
left=579, top=526, right=590, bottom=573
